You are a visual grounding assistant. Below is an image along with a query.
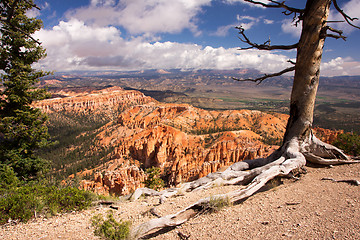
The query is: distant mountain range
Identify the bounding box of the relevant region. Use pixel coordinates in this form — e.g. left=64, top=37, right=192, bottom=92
left=44, top=68, right=360, bottom=89
left=38, top=68, right=360, bottom=133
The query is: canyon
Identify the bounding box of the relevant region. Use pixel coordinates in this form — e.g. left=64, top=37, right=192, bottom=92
left=36, top=86, right=153, bottom=116
left=36, top=86, right=338, bottom=196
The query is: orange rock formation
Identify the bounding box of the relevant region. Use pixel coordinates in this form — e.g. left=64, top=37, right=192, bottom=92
left=37, top=86, right=340, bottom=196
left=34, top=86, right=153, bottom=115
left=88, top=102, right=288, bottom=194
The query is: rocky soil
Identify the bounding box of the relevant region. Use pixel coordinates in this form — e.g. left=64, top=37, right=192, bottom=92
left=1, top=162, right=359, bottom=240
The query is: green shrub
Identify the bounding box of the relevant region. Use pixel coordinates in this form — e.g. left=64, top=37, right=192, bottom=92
left=0, top=183, right=95, bottom=225
left=45, top=186, right=94, bottom=214
left=0, top=188, right=40, bottom=224
left=92, top=212, right=131, bottom=240
left=143, top=167, right=165, bottom=191
left=333, top=132, right=360, bottom=156
left=0, top=165, right=19, bottom=191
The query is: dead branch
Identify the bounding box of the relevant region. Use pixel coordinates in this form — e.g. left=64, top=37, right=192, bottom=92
left=287, top=59, right=296, bottom=65
left=243, top=0, right=304, bottom=14
left=324, top=33, right=346, bottom=40
left=232, top=66, right=295, bottom=85
left=285, top=202, right=301, bottom=205
left=321, top=26, right=346, bottom=40
left=177, top=231, right=190, bottom=240
left=332, top=0, right=360, bottom=30
left=304, top=152, right=360, bottom=165
left=109, top=205, right=119, bottom=210
left=321, top=177, right=360, bottom=186
left=236, top=26, right=298, bottom=51
left=149, top=207, right=162, bottom=218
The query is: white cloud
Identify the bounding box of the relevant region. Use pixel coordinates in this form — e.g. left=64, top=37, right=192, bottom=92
left=66, top=0, right=211, bottom=35
left=264, top=19, right=274, bottom=24
left=31, top=0, right=359, bottom=77
left=34, top=19, right=360, bottom=76
left=34, top=19, right=126, bottom=70
left=322, top=57, right=345, bottom=70
left=237, top=15, right=257, bottom=22
left=34, top=19, right=293, bottom=73
left=26, top=8, right=41, bottom=18
left=26, top=2, right=49, bottom=18
left=236, top=15, right=257, bottom=30
left=281, top=18, right=302, bottom=38
left=210, top=14, right=271, bottom=37
left=212, top=24, right=236, bottom=37
left=232, top=14, right=274, bottom=33
left=90, top=0, right=116, bottom=7
left=321, top=56, right=360, bottom=76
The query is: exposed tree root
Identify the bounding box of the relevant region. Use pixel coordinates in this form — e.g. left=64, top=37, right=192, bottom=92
left=129, top=136, right=359, bottom=239
left=303, top=134, right=360, bottom=165
left=321, top=177, right=360, bottom=186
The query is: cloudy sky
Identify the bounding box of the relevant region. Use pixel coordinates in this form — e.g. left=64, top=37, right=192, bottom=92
left=31, top=0, right=360, bottom=76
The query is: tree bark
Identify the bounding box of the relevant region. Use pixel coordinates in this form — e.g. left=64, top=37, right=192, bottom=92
left=283, top=0, right=331, bottom=144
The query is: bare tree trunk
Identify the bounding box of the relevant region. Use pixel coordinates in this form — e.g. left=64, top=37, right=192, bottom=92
left=283, top=0, right=331, bottom=144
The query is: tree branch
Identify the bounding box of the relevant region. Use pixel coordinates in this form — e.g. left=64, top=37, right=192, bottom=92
left=236, top=26, right=298, bottom=51
left=321, top=26, right=346, bottom=40
left=4, top=0, right=20, bottom=23
left=243, top=0, right=304, bottom=14
left=243, top=0, right=304, bottom=26
left=0, top=1, right=42, bottom=45
left=287, top=59, right=296, bottom=65
left=0, top=20, right=42, bottom=45
left=232, top=66, right=295, bottom=85
left=332, top=0, right=360, bottom=29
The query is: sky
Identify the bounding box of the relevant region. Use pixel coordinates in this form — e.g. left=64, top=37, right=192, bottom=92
left=29, top=0, right=360, bottom=76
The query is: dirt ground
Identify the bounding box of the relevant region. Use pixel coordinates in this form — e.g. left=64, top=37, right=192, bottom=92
left=1, top=163, right=360, bottom=240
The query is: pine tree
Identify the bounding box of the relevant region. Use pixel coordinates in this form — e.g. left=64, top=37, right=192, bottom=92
left=0, top=0, right=50, bottom=180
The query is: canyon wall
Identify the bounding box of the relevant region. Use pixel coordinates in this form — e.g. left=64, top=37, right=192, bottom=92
left=39, top=86, right=339, bottom=196
left=86, top=101, right=288, bottom=195
left=35, top=86, right=153, bottom=115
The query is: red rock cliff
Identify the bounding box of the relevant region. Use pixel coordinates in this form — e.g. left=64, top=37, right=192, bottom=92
left=34, top=86, right=153, bottom=115
left=37, top=87, right=340, bottom=196
left=87, top=103, right=287, bottom=194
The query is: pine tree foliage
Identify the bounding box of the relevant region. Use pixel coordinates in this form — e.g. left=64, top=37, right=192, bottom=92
left=0, top=0, right=50, bottom=179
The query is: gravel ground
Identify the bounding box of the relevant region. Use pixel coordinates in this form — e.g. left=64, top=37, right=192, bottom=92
left=1, top=163, right=360, bottom=240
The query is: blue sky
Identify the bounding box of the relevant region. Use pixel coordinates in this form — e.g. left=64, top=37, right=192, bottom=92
left=30, top=0, right=360, bottom=76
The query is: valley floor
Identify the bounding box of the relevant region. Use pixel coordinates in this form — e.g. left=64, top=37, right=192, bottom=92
left=1, top=163, right=360, bottom=240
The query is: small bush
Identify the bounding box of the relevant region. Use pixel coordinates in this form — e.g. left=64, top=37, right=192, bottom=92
left=0, top=164, right=19, bottom=191
left=0, top=183, right=95, bottom=225
left=91, top=212, right=131, bottom=240
left=204, top=195, right=232, bottom=213
left=0, top=188, right=40, bottom=224
left=333, top=132, right=360, bottom=156
left=143, top=167, right=164, bottom=191
left=46, top=186, right=94, bottom=214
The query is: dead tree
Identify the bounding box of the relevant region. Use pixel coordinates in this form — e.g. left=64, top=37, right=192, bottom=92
left=129, top=1, right=360, bottom=238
